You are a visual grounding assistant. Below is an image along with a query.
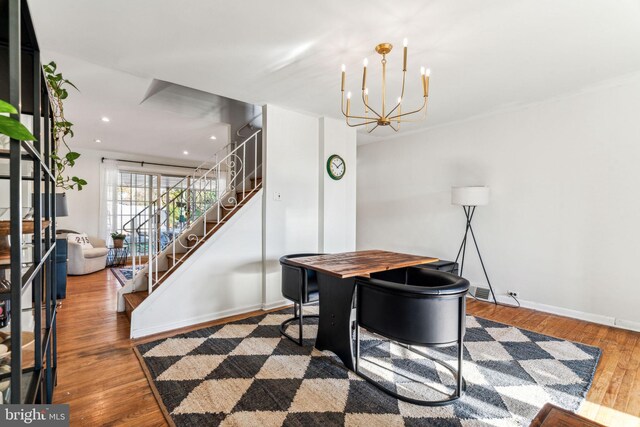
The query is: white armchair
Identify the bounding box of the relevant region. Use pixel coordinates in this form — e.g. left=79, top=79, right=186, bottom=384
left=67, top=235, right=109, bottom=275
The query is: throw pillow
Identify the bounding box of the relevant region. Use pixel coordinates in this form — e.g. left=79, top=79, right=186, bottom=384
left=67, top=233, right=93, bottom=249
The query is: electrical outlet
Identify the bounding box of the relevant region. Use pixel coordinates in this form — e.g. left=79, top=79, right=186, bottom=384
left=507, top=291, right=518, bottom=298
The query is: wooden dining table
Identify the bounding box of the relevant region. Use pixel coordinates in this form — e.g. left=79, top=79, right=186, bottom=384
left=287, top=249, right=438, bottom=370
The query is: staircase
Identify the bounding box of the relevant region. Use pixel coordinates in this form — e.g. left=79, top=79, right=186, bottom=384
left=118, top=130, right=263, bottom=320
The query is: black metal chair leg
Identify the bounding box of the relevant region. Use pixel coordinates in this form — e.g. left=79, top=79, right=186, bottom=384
left=354, top=323, right=360, bottom=372
left=279, top=304, right=319, bottom=346
left=299, top=304, right=304, bottom=344
left=353, top=330, right=467, bottom=406
left=457, top=297, right=465, bottom=396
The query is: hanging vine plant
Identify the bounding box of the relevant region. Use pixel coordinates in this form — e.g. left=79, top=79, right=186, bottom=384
left=43, top=61, right=87, bottom=191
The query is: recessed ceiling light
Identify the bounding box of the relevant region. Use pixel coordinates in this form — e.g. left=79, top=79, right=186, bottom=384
left=94, top=139, right=102, bottom=143
left=101, top=117, right=110, bottom=122
left=183, top=150, right=189, bottom=155
left=209, top=135, right=217, bottom=140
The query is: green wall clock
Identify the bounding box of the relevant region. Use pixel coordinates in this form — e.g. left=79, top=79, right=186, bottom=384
left=327, top=154, right=346, bottom=180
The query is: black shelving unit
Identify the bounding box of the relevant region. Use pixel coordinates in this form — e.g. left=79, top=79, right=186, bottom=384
left=0, top=0, right=58, bottom=404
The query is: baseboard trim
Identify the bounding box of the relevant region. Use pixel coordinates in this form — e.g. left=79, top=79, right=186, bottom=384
left=131, top=302, right=264, bottom=339
left=469, top=291, right=640, bottom=333
left=614, top=318, right=640, bottom=332
left=262, top=299, right=291, bottom=311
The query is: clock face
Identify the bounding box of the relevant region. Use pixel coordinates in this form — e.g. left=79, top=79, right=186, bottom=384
left=327, top=154, right=346, bottom=180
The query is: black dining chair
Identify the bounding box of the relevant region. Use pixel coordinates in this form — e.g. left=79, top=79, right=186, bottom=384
left=279, top=253, right=323, bottom=345
left=355, top=267, right=470, bottom=406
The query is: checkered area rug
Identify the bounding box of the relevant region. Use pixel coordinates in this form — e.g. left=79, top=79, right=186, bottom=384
left=135, top=306, right=601, bottom=426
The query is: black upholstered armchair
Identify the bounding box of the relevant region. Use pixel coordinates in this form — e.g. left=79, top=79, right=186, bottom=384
left=279, top=253, right=322, bottom=345
left=355, top=267, right=470, bottom=405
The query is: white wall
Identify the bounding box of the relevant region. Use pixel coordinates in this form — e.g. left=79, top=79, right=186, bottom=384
left=131, top=191, right=263, bottom=338
left=56, top=148, right=200, bottom=238
left=262, top=105, right=320, bottom=308
left=357, top=73, right=640, bottom=330
left=319, top=117, right=357, bottom=253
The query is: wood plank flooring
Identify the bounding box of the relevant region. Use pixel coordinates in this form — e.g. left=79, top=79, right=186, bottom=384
left=55, top=269, right=640, bottom=426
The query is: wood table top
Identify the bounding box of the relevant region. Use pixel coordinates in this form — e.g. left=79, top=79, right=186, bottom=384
left=286, top=250, right=439, bottom=278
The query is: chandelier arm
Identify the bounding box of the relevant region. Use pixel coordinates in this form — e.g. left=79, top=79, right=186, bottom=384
left=361, top=91, right=382, bottom=118
left=395, top=105, right=429, bottom=123
left=389, top=122, right=399, bottom=132
left=387, top=97, right=427, bottom=120
left=367, top=123, right=380, bottom=133
left=347, top=113, right=380, bottom=121
left=385, top=69, right=407, bottom=118
left=346, top=120, right=379, bottom=128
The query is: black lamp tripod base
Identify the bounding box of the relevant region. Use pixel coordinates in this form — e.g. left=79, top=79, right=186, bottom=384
left=453, top=205, right=498, bottom=305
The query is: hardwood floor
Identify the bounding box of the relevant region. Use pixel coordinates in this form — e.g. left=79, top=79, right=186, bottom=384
left=55, top=269, right=640, bottom=426
left=54, top=269, right=165, bottom=426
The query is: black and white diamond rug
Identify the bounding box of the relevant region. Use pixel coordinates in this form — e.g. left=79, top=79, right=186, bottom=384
left=135, top=306, right=601, bottom=426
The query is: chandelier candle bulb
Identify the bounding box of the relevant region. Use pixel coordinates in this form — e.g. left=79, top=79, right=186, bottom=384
left=341, top=64, right=346, bottom=91
left=403, top=38, right=408, bottom=71
left=347, top=91, right=351, bottom=116
left=424, top=69, right=431, bottom=97
left=364, top=88, right=369, bottom=113
left=362, top=59, right=368, bottom=90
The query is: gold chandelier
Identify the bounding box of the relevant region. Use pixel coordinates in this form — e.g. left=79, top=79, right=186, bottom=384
left=340, top=38, right=430, bottom=132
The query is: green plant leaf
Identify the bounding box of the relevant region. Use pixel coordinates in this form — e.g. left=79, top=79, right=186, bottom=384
left=65, top=151, right=81, bottom=162
left=0, top=116, right=37, bottom=141
left=0, top=99, right=18, bottom=114
left=63, top=79, right=79, bottom=91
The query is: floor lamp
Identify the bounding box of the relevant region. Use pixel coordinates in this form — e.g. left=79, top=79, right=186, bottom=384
left=451, top=186, right=498, bottom=304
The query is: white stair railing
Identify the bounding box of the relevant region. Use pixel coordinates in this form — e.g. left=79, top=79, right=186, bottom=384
left=123, top=129, right=262, bottom=295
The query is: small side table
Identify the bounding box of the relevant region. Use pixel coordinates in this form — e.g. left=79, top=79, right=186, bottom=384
left=530, top=403, right=604, bottom=427
left=106, top=246, right=129, bottom=267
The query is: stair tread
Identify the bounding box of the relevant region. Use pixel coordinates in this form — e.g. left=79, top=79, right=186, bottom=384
left=124, top=291, right=148, bottom=310
left=145, top=268, right=168, bottom=276
left=222, top=202, right=247, bottom=208
left=166, top=253, right=188, bottom=260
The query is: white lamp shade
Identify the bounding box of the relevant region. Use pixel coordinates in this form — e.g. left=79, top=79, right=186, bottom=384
left=451, top=186, right=490, bottom=206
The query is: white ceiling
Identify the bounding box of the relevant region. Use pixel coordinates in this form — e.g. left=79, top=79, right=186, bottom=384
left=39, top=53, right=237, bottom=162
left=28, top=0, right=640, bottom=148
